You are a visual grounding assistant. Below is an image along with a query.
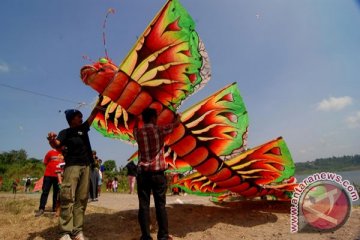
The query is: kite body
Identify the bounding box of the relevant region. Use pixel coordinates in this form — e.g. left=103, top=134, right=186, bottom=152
left=80, top=0, right=297, bottom=200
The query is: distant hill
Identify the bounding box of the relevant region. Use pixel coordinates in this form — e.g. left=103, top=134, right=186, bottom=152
left=295, top=154, right=360, bottom=175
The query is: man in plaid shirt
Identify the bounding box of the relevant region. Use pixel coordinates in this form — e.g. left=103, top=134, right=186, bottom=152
left=133, top=108, right=180, bottom=240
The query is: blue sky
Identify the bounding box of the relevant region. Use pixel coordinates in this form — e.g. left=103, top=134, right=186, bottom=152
left=1, top=0, right=359, bottom=168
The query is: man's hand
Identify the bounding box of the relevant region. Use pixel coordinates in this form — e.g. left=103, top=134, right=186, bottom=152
left=87, top=94, right=104, bottom=125
left=163, top=113, right=181, bottom=130
left=47, top=132, right=57, bottom=141
left=175, top=113, right=181, bottom=121
left=47, top=132, right=60, bottom=148
left=174, top=113, right=181, bottom=127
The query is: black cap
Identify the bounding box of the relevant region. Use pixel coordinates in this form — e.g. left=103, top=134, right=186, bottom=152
left=64, top=109, right=82, bottom=124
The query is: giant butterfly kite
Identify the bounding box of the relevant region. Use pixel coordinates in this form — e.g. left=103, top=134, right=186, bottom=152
left=80, top=0, right=297, bottom=201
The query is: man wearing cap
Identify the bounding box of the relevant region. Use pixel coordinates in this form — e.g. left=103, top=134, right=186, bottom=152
left=47, top=104, right=100, bottom=240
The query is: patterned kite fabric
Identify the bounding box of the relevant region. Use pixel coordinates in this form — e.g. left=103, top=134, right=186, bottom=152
left=173, top=137, right=297, bottom=200
left=80, top=0, right=298, bottom=201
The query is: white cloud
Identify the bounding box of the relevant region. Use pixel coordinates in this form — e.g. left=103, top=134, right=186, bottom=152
left=346, top=111, right=360, bottom=128
left=0, top=62, right=10, bottom=73
left=317, top=96, right=352, bottom=111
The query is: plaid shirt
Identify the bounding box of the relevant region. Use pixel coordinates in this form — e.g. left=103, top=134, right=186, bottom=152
left=134, top=123, right=175, bottom=172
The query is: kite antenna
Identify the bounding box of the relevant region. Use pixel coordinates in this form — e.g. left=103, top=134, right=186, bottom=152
left=103, top=8, right=116, bottom=59
left=82, top=55, right=96, bottom=64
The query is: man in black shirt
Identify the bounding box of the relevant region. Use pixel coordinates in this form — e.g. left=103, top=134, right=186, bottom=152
left=48, top=106, right=99, bottom=240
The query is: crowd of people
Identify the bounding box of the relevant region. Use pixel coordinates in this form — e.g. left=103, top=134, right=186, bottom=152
left=35, top=106, right=179, bottom=240
left=11, top=177, right=37, bottom=194
left=105, top=177, right=118, bottom=192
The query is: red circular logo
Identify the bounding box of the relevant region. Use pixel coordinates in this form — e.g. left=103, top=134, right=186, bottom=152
left=300, top=181, right=351, bottom=231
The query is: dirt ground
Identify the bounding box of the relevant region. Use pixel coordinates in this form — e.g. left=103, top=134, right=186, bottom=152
left=0, top=192, right=359, bottom=240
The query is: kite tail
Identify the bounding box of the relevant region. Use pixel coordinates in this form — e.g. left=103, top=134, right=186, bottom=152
left=225, top=137, right=296, bottom=185
left=171, top=137, right=296, bottom=199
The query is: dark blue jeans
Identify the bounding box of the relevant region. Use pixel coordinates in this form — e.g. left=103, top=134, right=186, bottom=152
left=89, top=168, right=99, bottom=199
left=137, top=171, right=168, bottom=240
left=39, top=176, right=60, bottom=211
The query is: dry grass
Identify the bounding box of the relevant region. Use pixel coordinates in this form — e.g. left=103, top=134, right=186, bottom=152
left=0, top=193, right=359, bottom=240
left=0, top=195, right=114, bottom=240
left=0, top=195, right=57, bottom=239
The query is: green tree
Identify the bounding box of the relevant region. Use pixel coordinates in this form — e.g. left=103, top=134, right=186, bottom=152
left=103, top=160, right=117, bottom=172
left=28, top=157, right=42, bottom=163
left=0, top=149, right=45, bottom=191
left=0, top=149, right=28, bottom=164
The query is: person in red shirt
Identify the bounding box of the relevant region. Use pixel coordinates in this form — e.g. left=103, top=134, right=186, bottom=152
left=133, top=108, right=180, bottom=240
left=35, top=148, right=64, bottom=217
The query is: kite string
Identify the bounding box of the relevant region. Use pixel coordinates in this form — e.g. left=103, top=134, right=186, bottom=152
left=0, top=82, right=81, bottom=105
left=82, top=55, right=96, bottom=64
left=0, top=82, right=97, bottom=112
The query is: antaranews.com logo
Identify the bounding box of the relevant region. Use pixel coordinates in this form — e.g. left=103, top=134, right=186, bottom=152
left=290, top=172, right=359, bottom=233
